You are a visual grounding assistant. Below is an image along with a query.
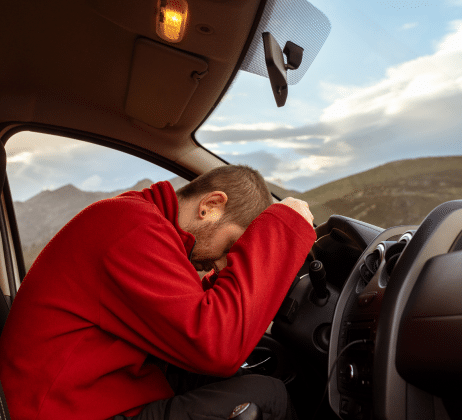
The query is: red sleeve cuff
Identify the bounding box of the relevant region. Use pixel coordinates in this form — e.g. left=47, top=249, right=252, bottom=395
left=266, top=202, right=317, bottom=243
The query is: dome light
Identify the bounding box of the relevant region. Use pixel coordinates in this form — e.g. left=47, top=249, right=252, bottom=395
left=156, top=0, right=188, bottom=43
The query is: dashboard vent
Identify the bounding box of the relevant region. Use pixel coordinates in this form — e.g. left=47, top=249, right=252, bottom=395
left=357, top=243, right=385, bottom=292
left=380, top=231, right=414, bottom=287
left=357, top=232, right=414, bottom=292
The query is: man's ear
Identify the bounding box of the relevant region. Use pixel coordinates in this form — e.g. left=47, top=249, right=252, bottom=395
left=198, top=191, right=228, bottom=220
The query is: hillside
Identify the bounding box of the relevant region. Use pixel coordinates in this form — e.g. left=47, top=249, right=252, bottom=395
left=14, top=179, right=156, bottom=249
left=14, top=177, right=294, bottom=270
left=14, top=156, right=462, bottom=271
left=296, top=156, right=462, bottom=227
left=14, top=178, right=156, bottom=270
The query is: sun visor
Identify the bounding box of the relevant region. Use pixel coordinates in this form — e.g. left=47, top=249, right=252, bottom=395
left=125, top=38, right=208, bottom=128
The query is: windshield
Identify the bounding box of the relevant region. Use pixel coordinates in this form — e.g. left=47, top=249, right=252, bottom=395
left=196, top=0, right=462, bottom=228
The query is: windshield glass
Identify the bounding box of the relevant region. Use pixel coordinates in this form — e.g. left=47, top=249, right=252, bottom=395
left=196, top=0, right=462, bottom=228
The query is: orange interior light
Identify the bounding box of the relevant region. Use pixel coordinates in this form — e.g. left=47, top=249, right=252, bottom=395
left=156, top=0, right=189, bottom=43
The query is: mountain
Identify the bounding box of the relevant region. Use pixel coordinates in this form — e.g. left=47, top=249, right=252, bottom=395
left=14, top=156, right=462, bottom=271
left=15, top=177, right=293, bottom=270
left=295, top=156, right=462, bottom=227
left=14, top=179, right=157, bottom=270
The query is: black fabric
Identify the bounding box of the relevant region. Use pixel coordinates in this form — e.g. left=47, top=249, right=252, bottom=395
left=114, top=374, right=296, bottom=420
left=0, top=143, right=11, bottom=419
left=0, top=143, right=6, bottom=192
left=0, top=293, right=10, bottom=337
left=0, top=145, right=12, bottom=420
left=0, top=381, right=11, bottom=420
left=0, top=142, right=10, bottom=334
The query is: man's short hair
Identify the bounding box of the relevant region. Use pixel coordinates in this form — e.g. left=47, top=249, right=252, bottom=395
left=176, top=165, right=273, bottom=229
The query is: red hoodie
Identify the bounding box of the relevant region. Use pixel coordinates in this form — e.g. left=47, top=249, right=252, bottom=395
left=0, top=181, right=316, bottom=420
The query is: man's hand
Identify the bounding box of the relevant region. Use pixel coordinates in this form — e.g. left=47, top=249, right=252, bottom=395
left=276, top=197, right=314, bottom=228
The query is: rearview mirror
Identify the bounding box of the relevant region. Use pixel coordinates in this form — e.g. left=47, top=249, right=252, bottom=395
left=262, top=33, right=304, bottom=107
left=262, top=32, right=287, bottom=107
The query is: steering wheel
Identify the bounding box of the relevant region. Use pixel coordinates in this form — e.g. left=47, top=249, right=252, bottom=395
left=255, top=216, right=384, bottom=384
left=328, top=200, right=462, bottom=420
left=246, top=214, right=392, bottom=419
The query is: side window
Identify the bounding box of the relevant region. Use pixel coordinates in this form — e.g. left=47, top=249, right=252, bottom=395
left=6, top=131, right=187, bottom=273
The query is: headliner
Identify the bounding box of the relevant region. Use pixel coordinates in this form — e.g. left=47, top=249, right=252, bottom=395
left=0, top=0, right=264, bottom=176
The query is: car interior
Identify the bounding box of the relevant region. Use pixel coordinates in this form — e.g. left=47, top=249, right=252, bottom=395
left=1, top=0, right=462, bottom=419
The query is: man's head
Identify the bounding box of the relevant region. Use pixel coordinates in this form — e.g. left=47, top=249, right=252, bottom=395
left=176, top=165, right=273, bottom=272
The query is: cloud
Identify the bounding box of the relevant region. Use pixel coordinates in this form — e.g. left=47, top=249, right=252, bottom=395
left=446, top=0, right=462, bottom=6
left=8, top=151, right=33, bottom=165
left=79, top=175, right=103, bottom=191
left=200, top=20, right=462, bottom=192
left=400, top=22, right=418, bottom=31
left=7, top=22, right=462, bottom=200
left=222, top=150, right=281, bottom=178
left=197, top=122, right=335, bottom=143
left=318, top=20, right=462, bottom=134
left=436, top=20, right=462, bottom=53
left=6, top=132, right=177, bottom=201
left=274, top=155, right=353, bottom=180
left=200, top=122, right=294, bottom=133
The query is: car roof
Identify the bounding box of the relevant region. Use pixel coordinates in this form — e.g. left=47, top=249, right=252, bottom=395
left=0, top=0, right=264, bottom=177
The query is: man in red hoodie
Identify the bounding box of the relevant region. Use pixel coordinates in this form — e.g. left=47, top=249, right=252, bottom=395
left=0, top=165, right=316, bottom=420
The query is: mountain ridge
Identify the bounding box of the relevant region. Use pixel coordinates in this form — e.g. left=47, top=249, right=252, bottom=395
left=14, top=156, right=462, bottom=270
left=295, top=155, right=462, bottom=227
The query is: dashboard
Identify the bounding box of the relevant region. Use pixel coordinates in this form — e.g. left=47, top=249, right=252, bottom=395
left=250, top=202, right=462, bottom=420
left=327, top=201, right=462, bottom=420
left=329, top=226, right=417, bottom=420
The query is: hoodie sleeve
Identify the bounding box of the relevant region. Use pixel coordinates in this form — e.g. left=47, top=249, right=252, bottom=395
left=100, top=203, right=316, bottom=377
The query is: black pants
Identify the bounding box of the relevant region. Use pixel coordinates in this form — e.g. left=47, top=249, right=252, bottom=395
left=115, top=374, right=296, bottom=420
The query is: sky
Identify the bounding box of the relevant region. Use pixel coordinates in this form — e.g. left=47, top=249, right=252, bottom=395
left=6, top=0, right=462, bottom=201
left=197, top=0, right=462, bottom=191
